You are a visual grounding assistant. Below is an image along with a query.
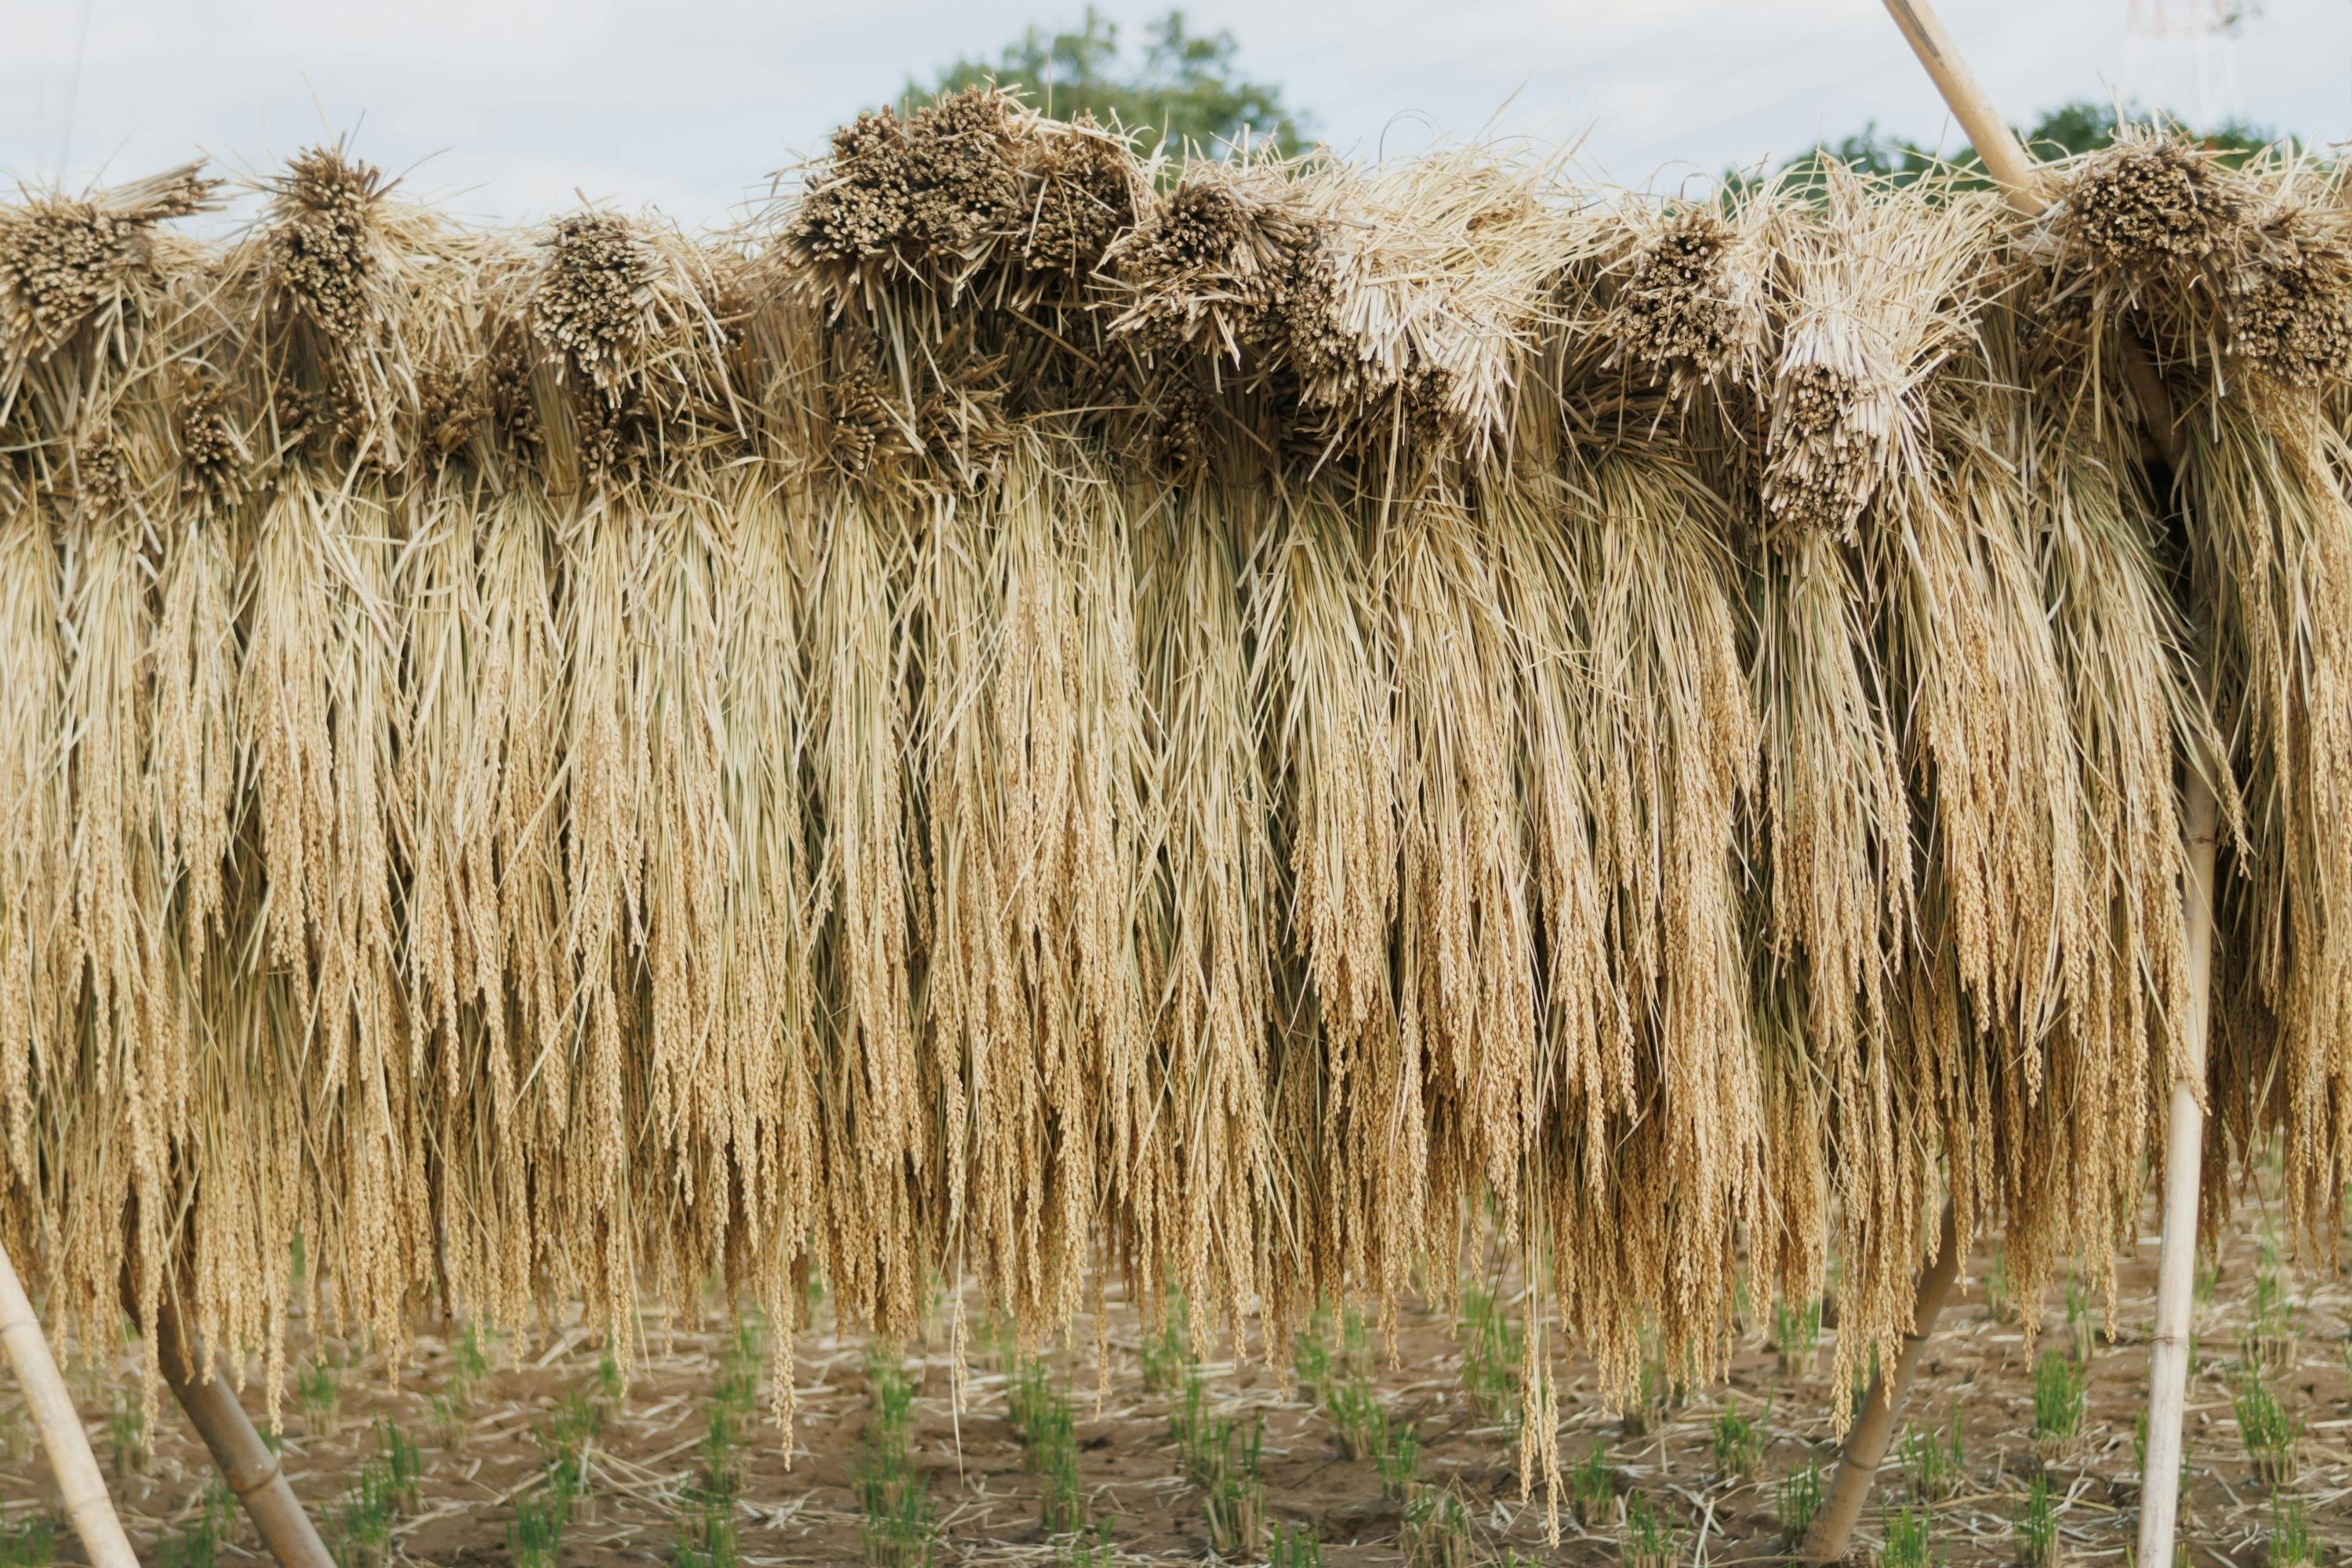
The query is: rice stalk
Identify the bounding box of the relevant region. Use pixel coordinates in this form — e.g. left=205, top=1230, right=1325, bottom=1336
left=1136, top=481, right=1276, bottom=1347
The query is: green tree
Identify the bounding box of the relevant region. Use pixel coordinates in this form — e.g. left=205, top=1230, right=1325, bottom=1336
left=1752, top=100, right=2285, bottom=197
left=909, top=8, right=1311, bottom=154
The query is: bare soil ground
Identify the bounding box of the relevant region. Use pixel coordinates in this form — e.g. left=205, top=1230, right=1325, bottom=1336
left=2, top=1193, right=2347, bottom=1566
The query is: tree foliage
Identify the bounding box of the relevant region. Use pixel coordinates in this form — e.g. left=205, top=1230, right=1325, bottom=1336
left=1757, top=100, right=2283, bottom=196
left=909, top=7, right=1311, bottom=154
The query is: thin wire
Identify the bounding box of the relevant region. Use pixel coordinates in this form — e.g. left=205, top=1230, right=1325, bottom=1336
left=57, top=0, right=97, bottom=177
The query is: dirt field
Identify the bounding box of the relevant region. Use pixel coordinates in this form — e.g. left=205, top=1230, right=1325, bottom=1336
left=2, top=1192, right=2347, bottom=1567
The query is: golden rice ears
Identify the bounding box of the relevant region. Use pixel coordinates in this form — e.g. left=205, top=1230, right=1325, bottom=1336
left=3, top=120, right=2350, bottom=1513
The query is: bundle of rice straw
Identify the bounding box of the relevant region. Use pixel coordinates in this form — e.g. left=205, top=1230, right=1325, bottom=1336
left=1595, top=194, right=1774, bottom=409
left=1277, top=149, right=1589, bottom=463
left=2041, top=136, right=2352, bottom=1241
left=785, top=86, right=1147, bottom=318
left=2, top=115, right=2348, bottom=1522
left=1759, top=168, right=1998, bottom=546
left=1105, top=158, right=1307, bottom=367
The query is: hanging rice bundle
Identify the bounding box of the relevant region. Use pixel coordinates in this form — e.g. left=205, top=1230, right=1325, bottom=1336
left=916, top=435, right=1149, bottom=1354
left=1247, top=479, right=1403, bottom=1319
left=807, top=477, right=927, bottom=1343
left=0, top=169, right=222, bottom=1406
left=5, top=108, right=2350, bottom=1507
left=1279, top=151, right=1588, bottom=463
left=1760, top=172, right=1997, bottom=546
left=0, top=470, right=63, bottom=1213
left=1134, top=479, right=1279, bottom=1345
left=230, top=145, right=463, bottom=1363
left=2038, top=133, right=2352, bottom=1242
left=2036, top=134, right=2352, bottom=398
left=784, top=85, right=1147, bottom=325
left=2185, top=403, right=2352, bottom=1243
left=1748, top=521, right=1911, bottom=1294
left=1378, top=485, right=1539, bottom=1323
left=526, top=205, right=743, bottom=1365
left=1595, top=194, right=1775, bottom=410
left=1106, top=159, right=1307, bottom=368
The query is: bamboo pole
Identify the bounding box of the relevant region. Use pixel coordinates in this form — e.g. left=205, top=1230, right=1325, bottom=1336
left=1878, top=0, right=2044, bottom=210
left=0, top=1238, right=140, bottom=1568
left=2138, top=776, right=2218, bottom=1567
left=1873, top=9, right=2215, bottom=1568
left=1802, top=1202, right=1962, bottom=1563
left=153, top=1303, right=336, bottom=1568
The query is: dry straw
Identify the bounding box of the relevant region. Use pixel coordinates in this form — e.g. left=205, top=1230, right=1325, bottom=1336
left=0, top=110, right=2347, bottom=1519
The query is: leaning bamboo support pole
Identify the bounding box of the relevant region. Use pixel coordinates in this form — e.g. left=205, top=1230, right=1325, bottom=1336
left=0, top=1238, right=140, bottom=1568
left=1878, top=0, right=2044, bottom=211
left=1875, top=9, right=2214, bottom=1568
left=1802, top=1202, right=1961, bottom=1563
left=154, top=1304, right=335, bottom=1568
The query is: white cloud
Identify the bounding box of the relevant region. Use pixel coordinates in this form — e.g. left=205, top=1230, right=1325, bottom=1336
left=5, top=0, right=2345, bottom=225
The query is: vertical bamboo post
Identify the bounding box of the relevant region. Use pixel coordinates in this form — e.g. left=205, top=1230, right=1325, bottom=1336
left=2138, top=775, right=2217, bottom=1568
left=1802, top=1202, right=1962, bottom=1563
left=1873, top=9, right=2215, bottom=1568
left=154, top=1304, right=336, bottom=1568
left=0, top=1238, right=140, bottom=1568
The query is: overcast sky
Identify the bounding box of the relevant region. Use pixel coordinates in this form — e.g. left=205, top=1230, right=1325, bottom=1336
left=5, top=0, right=2348, bottom=227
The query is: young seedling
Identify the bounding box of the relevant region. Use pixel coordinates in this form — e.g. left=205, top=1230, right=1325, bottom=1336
left=1621, top=1492, right=1675, bottom=1568
left=2244, top=1242, right=2297, bottom=1376
left=1323, top=1370, right=1385, bottom=1462
left=1771, top=1296, right=1823, bottom=1376
left=1623, top=1328, right=1677, bottom=1437
left=1007, top=1356, right=1087, bottom=1533
left=2013, top=1471, right=2060, bottom=1568
left=1984, top=1248, right=2013, bottom=1324
left=297, top=1351, right=342, bottom=1439
left=0, top=1514, right=57, bottom=1568
left=1777, top=1458, right=1823, bottom=1549
left=671, top=1486, right=740, bottom=1568
left=1139, top=1294, right=1190, bottom=1397
left=856, top=1352, right=933, bottom=1568
left=1060, top=1519, right=1115, bottom=1568
left=2233, top=1367, right=2301, bottom=1485
left=334, top=1458, right=397, bottom=1568
left=376, top=1417, right=423, bottom=1514
left=430, top=1323, right=492, bottom=1449
left=508, top=1483, right=569, bottom=1568
left=107, top=1385, right=149, bottom=1479
left=2192, top=1254, right=2219, bottom=1310
left=542, top=1391, right=601, bottom=1526
left=592, top=1347, right=626, bottom=1425
left=1177, top=1401, right=1264, bottom=1559
left=158, top=1479, right=235, bottom=1568
left=1376, top=1416, right=1421, bottom=1501
left=1570, top=1444, right=1616, bottom=1529
left=1711, top=1404, right=1765, bottom=1480
left=2129, top=1412, right=2192, bottom=1504
left=677, top=1328, right=759, bottom=1568
left=1168, top=1364, right=1218, bottom=1481
left=2267, top=1494, right=2313, bottom=1568
left=1458, top=1283, right=1521, bottom=1425
left=673, top=1414, right=742, bottom=1568
left=1291, top=1311, right=1332, bottom=1405
left=2062, top=1274, right=2096, bottom=1366
left=1900, top=1403, right=1966, bottom=1501
left=1399, top=1484, right=1475, bottom=1568
left=1269, top=1519, right=1323, bottom=1568
left=1881, top=1502, right=1936, bottom=1568
left=2030, top=1352, right=2086, bottom=1465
